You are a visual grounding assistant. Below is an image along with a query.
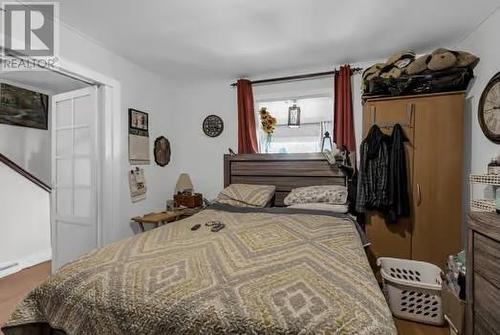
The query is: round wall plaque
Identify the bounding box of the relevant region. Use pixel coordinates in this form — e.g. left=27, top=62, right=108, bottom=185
left=202, top=115, right=224, bottom=137
left=154, top=136, right=171, bottom=166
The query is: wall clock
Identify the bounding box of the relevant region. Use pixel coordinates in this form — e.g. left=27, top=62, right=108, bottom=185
left=478, top=72, right=500, bottom=144
left=202, top=115, right=224, bottom=137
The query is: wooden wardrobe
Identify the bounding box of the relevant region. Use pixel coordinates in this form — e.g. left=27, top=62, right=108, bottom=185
left=362, top=91, right=464, bottom=269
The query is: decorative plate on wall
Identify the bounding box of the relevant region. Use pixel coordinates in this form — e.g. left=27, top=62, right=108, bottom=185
left=202, top=115, right=224, bottom=137
left=478, top=72, right=500, bottom=144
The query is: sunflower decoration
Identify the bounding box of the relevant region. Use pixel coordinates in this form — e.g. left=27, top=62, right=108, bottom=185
left=259, top=107, right=277, bottom=134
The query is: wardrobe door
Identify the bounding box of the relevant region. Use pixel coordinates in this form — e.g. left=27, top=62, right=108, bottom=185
left=412, top=93, right=464, bottom=268
left=363, top=99, right=415, bottom=263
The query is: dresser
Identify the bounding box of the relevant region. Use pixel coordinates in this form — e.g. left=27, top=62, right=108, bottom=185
left=363, top=92, right=464, bottom=269
left=466, top=212, right=500, bottom=335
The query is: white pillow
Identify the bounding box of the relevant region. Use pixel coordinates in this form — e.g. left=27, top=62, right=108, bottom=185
left=287, top=203, right=349, bottom=213
left=216, top=184, right=275, bottom=208
left=284, top=185, right=348, bottom=205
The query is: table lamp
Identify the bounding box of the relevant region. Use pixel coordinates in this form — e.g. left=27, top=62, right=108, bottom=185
left=175, top=173, right=194, bottom=194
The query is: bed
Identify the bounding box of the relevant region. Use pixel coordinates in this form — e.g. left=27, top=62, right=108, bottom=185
left=2, top=153, right=396, bottom=335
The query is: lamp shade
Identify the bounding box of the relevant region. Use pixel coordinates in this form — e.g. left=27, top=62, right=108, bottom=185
left=175, top=173, right=194, bottom=194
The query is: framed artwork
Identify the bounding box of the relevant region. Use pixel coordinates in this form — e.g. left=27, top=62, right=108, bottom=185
left=128, top=108, right=150, bottom=165
left=154, top=136, right=171, bottom=167
left=129, top=108, right=148, bottom=133
left=0, top=83, right=49, bottom=130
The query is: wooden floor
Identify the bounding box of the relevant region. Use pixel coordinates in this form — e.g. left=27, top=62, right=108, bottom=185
left=0, top=262, right=448, bottom=335
left=0, top=262, right=51, bottom=335
left=394, top=318, right=448, bottom=335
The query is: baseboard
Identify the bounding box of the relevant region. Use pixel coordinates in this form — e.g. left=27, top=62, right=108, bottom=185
left=0, top=249, right=52, bottom=278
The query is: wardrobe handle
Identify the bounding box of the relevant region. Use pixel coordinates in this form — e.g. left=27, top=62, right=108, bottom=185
left=370, top=106, right=376, bottom=125
left=406, top=103, right=414, bottom=127
left=416, top=183, right=422, bottom=206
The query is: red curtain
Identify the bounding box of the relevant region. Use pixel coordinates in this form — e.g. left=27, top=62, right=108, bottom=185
left=237, top=79, right=259, bottom=154
left=334, top=65, right=356, bottom=152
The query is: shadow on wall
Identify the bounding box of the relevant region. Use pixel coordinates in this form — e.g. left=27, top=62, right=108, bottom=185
left=27, top=131, right=51, bottom=186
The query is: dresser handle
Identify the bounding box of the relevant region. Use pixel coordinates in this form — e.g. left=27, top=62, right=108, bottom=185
left=416, top=183, right=422, bottom=206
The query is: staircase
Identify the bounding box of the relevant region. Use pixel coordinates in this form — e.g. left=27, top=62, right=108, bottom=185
left=0, top=153, right=51, bottom=278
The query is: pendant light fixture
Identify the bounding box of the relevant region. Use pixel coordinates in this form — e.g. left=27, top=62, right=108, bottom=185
left=321, top=131, right=333, bottom=152
left=288, top=100, right=301, bottom=128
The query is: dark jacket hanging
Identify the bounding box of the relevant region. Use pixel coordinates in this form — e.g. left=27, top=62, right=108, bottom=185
left=356, top=125, right=390, bottom=213
left=385, top=124, right=410, bottom=223
left=356, top=124, right=410, bottom=223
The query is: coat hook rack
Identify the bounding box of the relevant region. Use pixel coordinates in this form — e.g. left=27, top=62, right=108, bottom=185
left=370, top=103, right=415, bottom=129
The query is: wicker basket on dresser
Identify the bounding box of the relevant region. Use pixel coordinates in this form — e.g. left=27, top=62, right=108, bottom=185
left=466, top=212, right=500, bottom=334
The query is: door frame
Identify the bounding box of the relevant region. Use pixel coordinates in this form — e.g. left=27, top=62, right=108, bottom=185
left=49, top=57, right=122, bottom=248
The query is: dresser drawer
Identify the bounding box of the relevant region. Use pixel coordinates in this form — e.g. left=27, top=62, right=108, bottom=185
left=474, top=233, right=500, bottom=289
left=473, top=274, right=500, bottom=334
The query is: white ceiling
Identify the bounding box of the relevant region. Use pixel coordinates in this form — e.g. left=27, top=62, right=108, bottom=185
left=54, top=0, right=500, bottom=79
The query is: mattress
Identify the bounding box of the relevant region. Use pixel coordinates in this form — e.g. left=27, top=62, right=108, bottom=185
left=2, top=205, right=396, bottom=335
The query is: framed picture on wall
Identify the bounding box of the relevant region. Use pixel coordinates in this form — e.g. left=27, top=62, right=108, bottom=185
left=0, top=83, right=49, bottom=130
left=129, top=108, right=149, bottom=133
left=128, top=108, right=150, bottom=165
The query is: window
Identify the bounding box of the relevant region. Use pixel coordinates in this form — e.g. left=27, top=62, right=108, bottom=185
left=256, top=96, right=333, bottom=153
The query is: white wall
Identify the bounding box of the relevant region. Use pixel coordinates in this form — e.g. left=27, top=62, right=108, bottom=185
left=0, top=124, right=51, bottom=185
left=170, top=78, right=237, bottom=199
left=455, top=8, right=500, bottom=218
left=0, top=80, right=52, bottom=186
left=0, top=163, right=51, bottom=278
left=56, top=25, right=181, bottom=241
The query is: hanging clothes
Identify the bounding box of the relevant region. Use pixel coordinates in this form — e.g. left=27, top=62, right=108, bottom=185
left=356, top=124, right=410, bottom=223
left=386, top=124, right=410, bottom=223
left=356, top=125, right=390, bottom=213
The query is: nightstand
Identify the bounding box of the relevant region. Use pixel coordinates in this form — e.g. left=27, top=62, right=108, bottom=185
left=132, top=207, right=205, bottom=232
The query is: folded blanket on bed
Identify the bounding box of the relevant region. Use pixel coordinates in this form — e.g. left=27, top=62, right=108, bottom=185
left=2, top=206, right=396, bottom=335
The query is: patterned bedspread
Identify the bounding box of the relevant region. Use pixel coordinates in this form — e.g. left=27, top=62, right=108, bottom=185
left=2, top=206, right=396, bottom=335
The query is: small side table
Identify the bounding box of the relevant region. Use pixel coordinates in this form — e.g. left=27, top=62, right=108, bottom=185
left=131, top=207, right=205, bottom=232
left=132, top=211, right=183, bottom=232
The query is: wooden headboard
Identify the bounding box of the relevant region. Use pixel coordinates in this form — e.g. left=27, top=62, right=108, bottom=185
left=224, top=153, right=345, bottom=206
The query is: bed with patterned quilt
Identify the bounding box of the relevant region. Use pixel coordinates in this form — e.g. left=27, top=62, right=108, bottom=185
left=2, top=204, right=396, bottom=335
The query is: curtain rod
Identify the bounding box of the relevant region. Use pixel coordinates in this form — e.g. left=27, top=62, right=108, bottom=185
left=230, top=67, right=363, bottom=87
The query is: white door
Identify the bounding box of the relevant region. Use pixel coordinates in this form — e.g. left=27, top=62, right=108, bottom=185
left=51, top=86, right=99, bottom=271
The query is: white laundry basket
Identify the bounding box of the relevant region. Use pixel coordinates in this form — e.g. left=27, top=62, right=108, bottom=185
left=377, top=257, right=444, bottom=326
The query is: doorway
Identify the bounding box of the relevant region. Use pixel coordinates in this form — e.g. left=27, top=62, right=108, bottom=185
left=0, top=61, right=121, bottom=274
